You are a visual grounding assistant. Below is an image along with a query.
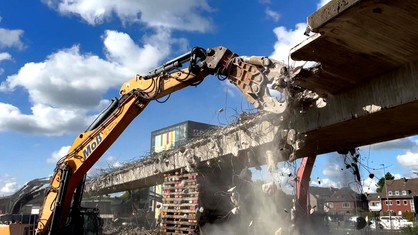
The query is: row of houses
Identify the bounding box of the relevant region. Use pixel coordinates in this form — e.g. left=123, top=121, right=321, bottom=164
left=310, top=177, right=418, bottom=217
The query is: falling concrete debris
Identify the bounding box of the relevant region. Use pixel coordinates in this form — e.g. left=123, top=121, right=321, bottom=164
left=238, top=167, right=252, bottom=181
left=262, top=182, right=278, bottom=195
left=265, top=150, right=278, bottom=172
left=315, top=97, right=326, bottom=108
left=231, top=207, right=239, bottom=215
left=362, top=104, right=382, bottom=113
left=230, top=192, right=240, bottom=207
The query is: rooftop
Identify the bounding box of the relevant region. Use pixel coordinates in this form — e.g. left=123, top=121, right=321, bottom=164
left=310, top=186, right=338, bottom=198
left=367, top=193, right=381, bottom=201
left=381, top=178, right=418, bottom=199
left=326, top=187, right=366, bottom=202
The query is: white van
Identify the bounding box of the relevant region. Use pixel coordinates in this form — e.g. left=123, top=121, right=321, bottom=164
left=379, top=216, right=400, bottom=230
left=393, top=216, right=413, bottom=228
left=379, top=216, right=413, bottom=229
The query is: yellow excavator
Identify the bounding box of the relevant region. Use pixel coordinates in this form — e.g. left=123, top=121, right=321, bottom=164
left=0, top=46, right=299, bottom=235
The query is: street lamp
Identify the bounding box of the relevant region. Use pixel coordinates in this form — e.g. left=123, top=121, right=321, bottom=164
left=381, top=164, right=392, bottom=230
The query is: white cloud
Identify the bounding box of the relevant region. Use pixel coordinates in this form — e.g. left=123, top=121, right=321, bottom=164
left=0, top=103, right=99, bottom=136
left=397, top=151, right=418, bottom=171
left=106, top=156, right=123, bottom=168
left=0, top=17, right=24, bottom=74
left=393, top=173, right=402, bottom=179
left=3, top=42, right=129, bottom=110
left=47, top=146, right=71, bottom=163
left=265, top=7, right=280, bottom=22
left=0, top=174, right=19, bottom=196
left=362, top=177, right=378, bottom=193
left=269, top=0, right=339, bottom=68
left=322, top=162, right=345, bottom=178
left=106, top=156, right=116, bottom=162
left=112, top=162, right=123, bottom=168
left=0, top=52, right=11, bottom=62
left=222, top=82, right=237, bottom=97
left=1, top=182, right=18, bottom=195
left=0, top=27, right=25, bottom=50
left=310, top=178, right=342, bottom=188
left=42, top=0, right=214, bottom=32
left=317, top=0, right=331, bottom=9
left=270, top=23, right=315, bottom=67
left=0, top=29, right=173, bottom=136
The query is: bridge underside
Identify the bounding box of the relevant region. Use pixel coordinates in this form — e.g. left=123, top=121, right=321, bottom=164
left=85, top=0, right=418, bottom=196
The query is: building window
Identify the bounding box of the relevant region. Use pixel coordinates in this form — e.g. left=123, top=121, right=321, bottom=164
left=326, top=202, right=333, bottom=208
left=398, top=210, right=402, bottom=215
left=388, top=191, right=393, bottom=196
left=397, top=200, right=401, bottom=205
left=385, top=200, right=392, bottom=205
left=404, top=200, right=408, bottom=205
left=395, top=191, right=400, bottom=196
left=402, top=190, right=407, bottom=195
left=342, top=202, right=350, bottom=208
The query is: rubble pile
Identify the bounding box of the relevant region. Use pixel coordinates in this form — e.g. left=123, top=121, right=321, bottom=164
left=103, top=225, right=159, bottom=235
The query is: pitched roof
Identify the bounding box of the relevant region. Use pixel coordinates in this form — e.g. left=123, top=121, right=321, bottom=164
left=326, top=187, right=366, bottom=202
left=310, top=186, right=338, bottom=198
left=381, top=178, right=418, bottom=199
left=367, top=193, right=381, bottom=201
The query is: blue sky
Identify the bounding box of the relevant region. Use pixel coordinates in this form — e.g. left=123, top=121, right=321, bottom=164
left=0, top=0, right=417, bottom=196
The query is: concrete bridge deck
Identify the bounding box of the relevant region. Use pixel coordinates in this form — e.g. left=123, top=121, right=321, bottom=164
left=85, top=0, right=418, bottom=196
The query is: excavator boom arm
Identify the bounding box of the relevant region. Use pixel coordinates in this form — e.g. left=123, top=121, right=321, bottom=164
left=35, top=46, right=291, bottom=235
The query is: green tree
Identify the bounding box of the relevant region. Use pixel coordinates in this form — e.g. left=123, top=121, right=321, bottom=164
left=376, top=172, right=395, bottom=193
left=403, top=211, right=415, bottom=221
left=120, top=188, right=147, bottom=205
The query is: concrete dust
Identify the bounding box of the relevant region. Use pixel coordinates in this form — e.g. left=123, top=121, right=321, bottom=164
left=199, top=164, right=297, bottom=235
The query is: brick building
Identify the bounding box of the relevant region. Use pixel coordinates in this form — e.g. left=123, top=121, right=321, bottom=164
left=324, top=187, right=368, bottom=215
left=380, top=178, right=418, bottom=216
left=367, top=193, right=382, bottom=212
left=309, top=186, right=338, bottom=212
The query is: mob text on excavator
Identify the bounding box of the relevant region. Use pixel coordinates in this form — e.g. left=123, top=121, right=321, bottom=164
left=0, top=46, right=299, bottom=235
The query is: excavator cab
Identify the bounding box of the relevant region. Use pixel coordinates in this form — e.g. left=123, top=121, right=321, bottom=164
left=63, top=207, right=103, bottom=235
left=79, top=208, right=103, bottom=235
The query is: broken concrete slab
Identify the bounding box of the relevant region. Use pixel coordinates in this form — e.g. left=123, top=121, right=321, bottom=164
left=292, top=0, right=418, bottom=95
left=85, top=114, right=283, bottom=196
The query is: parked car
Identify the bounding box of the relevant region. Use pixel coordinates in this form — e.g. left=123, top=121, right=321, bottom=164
left=393, top=216, right=414, bottom=228
left=379, top=216, right=413, bottom=229
left=369, top=219, right=384, bottom=230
